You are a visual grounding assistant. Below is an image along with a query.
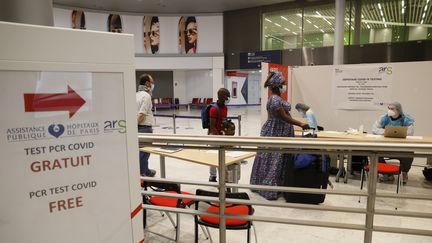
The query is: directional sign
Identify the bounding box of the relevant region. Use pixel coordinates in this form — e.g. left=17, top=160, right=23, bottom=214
left=24, top=86, right=86, bottom=118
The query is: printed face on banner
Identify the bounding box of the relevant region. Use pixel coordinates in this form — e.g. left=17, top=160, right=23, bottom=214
left=144, top=16, right=160, bottom=54
left=0, top=71, right=132, bottom=243
left=108, top=14, right=123, bottom=33
left=71, top=10, right=86, bottom=30
left=179, top=16, right=198, bottom=54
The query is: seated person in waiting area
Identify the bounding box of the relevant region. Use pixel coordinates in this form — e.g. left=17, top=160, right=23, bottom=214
left=372, top=101, right=415, bottom=183
left=295, top=103, right=318, bottom=130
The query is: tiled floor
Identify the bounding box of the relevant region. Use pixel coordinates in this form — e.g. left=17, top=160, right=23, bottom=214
left=143, top=106, right=432, bottom=243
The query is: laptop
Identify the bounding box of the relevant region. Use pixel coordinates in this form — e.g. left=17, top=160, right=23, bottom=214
left=384, top=126, right=408, bottom=138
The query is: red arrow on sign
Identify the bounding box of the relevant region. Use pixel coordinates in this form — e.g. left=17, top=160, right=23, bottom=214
left=24, top=86, right=86, bottom=118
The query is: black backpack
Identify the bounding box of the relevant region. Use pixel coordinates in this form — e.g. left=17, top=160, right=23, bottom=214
left=423, top=166, right=432, bottom=181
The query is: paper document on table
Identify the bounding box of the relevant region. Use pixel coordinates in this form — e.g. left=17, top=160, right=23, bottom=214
left=365, top=134, right=384, bottom=138
left=154, top=147, right=182, bottom=153
left=406, top=136, right=423, bottom=140
left=323, top=131, right=345, bottom=134
left=226, top=151, right=250, bottom=158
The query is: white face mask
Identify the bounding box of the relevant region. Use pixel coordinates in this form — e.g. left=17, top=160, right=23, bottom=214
left=279, top=85, right=286, bottom=93
left=225, top=97, right=231, bottom=104
left=150, top=84, right=155, bottom=92
left=387, top=110, right=396, bottom=117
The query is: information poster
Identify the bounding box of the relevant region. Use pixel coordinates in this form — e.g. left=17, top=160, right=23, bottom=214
left=0, top=71, right=133, bottom=243
left=333, top=65, right=392, bottom=110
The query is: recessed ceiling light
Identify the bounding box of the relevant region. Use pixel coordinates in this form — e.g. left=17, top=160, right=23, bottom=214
left=306, top=19, right=311, bottom=24
left=284, top=28, right=290, bottom=31
left=275, top=23, right=281, bottom=27
left=281, top=16, right=288, bottom=21
left=292, top=32, right=298, bottom=35
left=290, top=21, right=296, bottom=26
left=265, top=18, right=272, bottom=23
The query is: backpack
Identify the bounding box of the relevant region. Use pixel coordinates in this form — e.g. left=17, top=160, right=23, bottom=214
left=201, top=103, right=220, bottom=129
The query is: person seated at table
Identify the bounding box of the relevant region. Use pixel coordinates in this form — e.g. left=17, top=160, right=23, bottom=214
left=372, top=101, right=415, bottom=183
left=295, top=103, right=318, bottom=130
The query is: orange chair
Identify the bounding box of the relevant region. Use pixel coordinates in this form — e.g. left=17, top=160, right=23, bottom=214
left=359, top=162, right=402, bottom=208
left=142, top=181, right=194, bottom=242
left=194, top=189, right=257, bottom=243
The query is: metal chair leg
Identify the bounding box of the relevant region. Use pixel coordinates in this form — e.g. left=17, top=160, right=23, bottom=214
left=199, top=225, right=209, bottom=239
left=359, top=169, right=364, bottom=203
left=175, top=213, right=180, bottom=242
left=206, top=227, right=214, bottom=243
left=166, top=212, right=177, bottom=229
left=253, top=223, right=258, bottom=243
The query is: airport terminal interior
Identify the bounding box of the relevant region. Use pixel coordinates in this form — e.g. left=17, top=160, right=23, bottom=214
left=1, top=0, right=432, bottom=243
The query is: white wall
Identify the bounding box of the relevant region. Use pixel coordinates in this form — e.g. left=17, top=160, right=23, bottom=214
left=290, top=61, right=432, bottom=136
left=184, top=70, right=213, bottom=102
left=409, top=26, right=427, bottom=41
left=173, top=70, right=187, bottom=103
left=53, top=7, right=223, bottom=54
left=370, top=28, right=392, bottom=43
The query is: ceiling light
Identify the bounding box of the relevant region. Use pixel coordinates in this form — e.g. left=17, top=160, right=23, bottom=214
left=296, top=13, right=302, bottom=17
left=378, top=3, right=382, bottom=10
left=314, top=24, right=319, bottom=29
left=424, top=5, right=428, bottom=12
left=367, top=24, right=371, bottom=29
left=361, top=14, right=364, bottom=18
left=422, top=12, right=426, bottom=19
left=281, top=16, right=288, bottom=21
left=320, top=29, right=325, bottom=33
left=351, top=26, right=354, bottom=30
left=306, top=19, right=311, bottom=24
left=275, top=23, right=281, bottom=27
left=380, top=10, right=384, bottom=16
left=384, top=24, right=388, bottom=28
left=265, top=18, right=272, bottom=23
left=421, top=19, right=424, bottom=24
left=292, top=32, right=298, bottom=35
left=382, top=17, right=386, bottom=22
left=290, top=21, right=296, bottom=26
left=284, top=28, right=290, bottom=31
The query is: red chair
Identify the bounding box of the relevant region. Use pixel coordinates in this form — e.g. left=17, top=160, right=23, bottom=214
left=191, top=98, right=199, bottom=104
left=359, top=162, right=402, bottom=208
left=142, top=181, right=194, bottom=242
left=194, top=189, right=257, bottom=243
left=206, top=98, right=213, bottom=104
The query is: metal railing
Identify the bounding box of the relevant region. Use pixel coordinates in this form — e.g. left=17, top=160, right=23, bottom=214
left=139, top=134, right=432, bottom=243
left=153, top=114, right=242, bottom=136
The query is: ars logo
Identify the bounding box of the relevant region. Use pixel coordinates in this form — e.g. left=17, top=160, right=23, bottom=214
left=48, top=124, right=65, bottom=138
left=104, top=120, right=126, bottom=133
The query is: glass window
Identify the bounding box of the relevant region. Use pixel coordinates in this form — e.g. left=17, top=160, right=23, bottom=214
left=303, top=3, right=336, bottom=48
left=262, top=9, right=303, bottom=50
left=262, top=0, right=432, bottom=50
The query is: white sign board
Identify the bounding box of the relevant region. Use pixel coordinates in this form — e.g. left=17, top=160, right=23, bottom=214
left=0, top=71, right=135, bottom=242
left=333, top=65, right=393, bottom=110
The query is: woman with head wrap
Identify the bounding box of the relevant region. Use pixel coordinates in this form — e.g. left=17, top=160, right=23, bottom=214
left=372, top=102, right=415, bottom=183
left=250, top=72, right=309, bottom=200
left=295, top=103, right=318, bottom=130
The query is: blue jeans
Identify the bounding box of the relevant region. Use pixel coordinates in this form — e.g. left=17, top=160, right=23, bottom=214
left=138, top=126, right=153, bottom=175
